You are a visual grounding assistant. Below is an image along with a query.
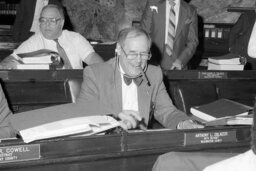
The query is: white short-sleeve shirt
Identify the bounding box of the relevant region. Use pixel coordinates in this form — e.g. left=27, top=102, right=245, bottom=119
left=12, top=30, right=95, bottom=69
left=204, top=150, right=256, bottom=171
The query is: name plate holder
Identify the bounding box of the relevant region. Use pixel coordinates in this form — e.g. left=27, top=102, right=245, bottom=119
left=199, top=71, right=227, bottom=79
left=0, top=144, right=40, bottom=163
left=184, top=130, right=237, bottom=146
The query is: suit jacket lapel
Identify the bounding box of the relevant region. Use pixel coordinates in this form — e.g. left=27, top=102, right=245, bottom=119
left=138, top=80, right=151, bottom=125
left=175, top=0, right=186, bottom=39
left=111, top=59, right=123, bottom=113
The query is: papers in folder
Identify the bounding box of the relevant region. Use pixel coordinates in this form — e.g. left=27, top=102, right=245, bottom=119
left=20, top=115, right=120, bottom=143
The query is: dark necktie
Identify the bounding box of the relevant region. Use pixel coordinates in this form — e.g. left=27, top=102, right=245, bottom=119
left=123, top=75, right=143, bottom=86
left=54, top=39, right=72, bottom=69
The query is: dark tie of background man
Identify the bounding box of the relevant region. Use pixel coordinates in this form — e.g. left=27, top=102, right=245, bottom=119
left=54, top=39, right=72, bottom=69
left=123, top=75, right=143, bottom=86
left=165, top=0, right=176, bottom=57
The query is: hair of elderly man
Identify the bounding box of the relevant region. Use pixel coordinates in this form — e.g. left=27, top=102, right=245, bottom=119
left=40, top=4, right=65, bottom=20
left=252, top=101, right=256, bottom=155
left=117, top=27, right=152, bottom=49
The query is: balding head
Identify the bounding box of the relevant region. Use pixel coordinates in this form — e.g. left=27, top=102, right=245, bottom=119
left=39, top=4, right=64, bottom=40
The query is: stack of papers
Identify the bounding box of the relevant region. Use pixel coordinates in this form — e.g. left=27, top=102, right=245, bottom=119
left=22, top=55, right=53, bottom=64
left=19, top=115, right=120, bottom=143
left=204, top=114, right=253, bottom=126
left=17, top=55, right=52, bottom=70
left=17, top=64, right=50, bottom=70
left=16, top=50, right=61, bottom=70
left=207, top=54, right=245, bottom=71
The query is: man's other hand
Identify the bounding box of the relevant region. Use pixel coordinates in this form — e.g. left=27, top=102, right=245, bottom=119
left=118, top=110, right=142, bottom=130
left=170, top=59, right=183, bottom=70
left=177, top=119, right=204, bottom=129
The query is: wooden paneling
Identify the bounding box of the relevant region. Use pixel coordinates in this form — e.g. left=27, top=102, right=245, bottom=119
left=0, top=70, right=83, bottom=113
left=0, top=126, right=251, bottom=171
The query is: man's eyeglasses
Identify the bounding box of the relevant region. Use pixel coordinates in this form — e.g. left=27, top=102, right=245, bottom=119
left=120, top=45, right=152, bottom=60
left=39, top=17, right=62, bottom=25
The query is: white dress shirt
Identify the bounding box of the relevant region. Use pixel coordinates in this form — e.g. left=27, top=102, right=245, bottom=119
left=12, top=30, right=95, bottom=69
left=165, top=0, right=180, bottom=44
left=204, top=150, right=256, bottom=171
left=119, top=66, right=139, bottom=112
left=247, top=21, right=256, bottom=58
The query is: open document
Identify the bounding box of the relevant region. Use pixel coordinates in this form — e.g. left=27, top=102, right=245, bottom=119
left=203, top=114, right=253, bottom=127
left=19, top=115, right=120, bottom=143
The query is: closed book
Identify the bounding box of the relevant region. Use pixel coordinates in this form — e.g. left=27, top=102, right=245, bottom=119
left=190, top=99, right=252, bottom=122
left=208, top=62, right=244, bottom=71
left=22, top=55, right=53, bottom=64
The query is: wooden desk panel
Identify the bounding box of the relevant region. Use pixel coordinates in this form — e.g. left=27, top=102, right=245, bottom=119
left=0, top=126, right=251, bottom=171
left=0, top=70, right=253, bottom=170
left=0, top=70, right=83, bottom=113
left=0, top=70, right=83, bottom=81
left=167, top=70, right=256, bottom=112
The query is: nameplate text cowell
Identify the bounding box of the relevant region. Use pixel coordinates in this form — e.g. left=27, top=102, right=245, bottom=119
left=0, top=144, right=40, bottom=163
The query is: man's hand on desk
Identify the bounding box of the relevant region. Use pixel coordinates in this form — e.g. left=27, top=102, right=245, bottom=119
left=0, top=56, right=20, bottom=69
left=118, top=110, right=144, bottom=130
left=177, top=119, right=204, bottom=129
left=170, top=59, right=183, bottom=70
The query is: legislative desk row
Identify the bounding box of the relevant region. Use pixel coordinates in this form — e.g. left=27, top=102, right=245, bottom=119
left=1, top=70, right=256, bottom=114
left=0, top=70, right=255, bottom=171
left=0, top=126, right=251, bottom=171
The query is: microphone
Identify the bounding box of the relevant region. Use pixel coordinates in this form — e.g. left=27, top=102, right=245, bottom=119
left=139, top=66, right=151, bottom=86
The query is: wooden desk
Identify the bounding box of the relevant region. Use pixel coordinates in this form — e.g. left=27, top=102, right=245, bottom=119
left=0, top=126, right=251, bottom=171
left=167, top=70, right=256, bottom=113
left=1, top=70, right=256, bottom=114
left=0, top=70, right=252, bottom=170
left=0, top=70, right=83, bottom=113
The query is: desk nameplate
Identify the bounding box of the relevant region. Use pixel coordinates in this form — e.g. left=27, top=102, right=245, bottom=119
left=184, top=130, right=236, bottom=146
left=0, top=144, right=40, bottom=163
left=198, top=71, right=227, bottom=79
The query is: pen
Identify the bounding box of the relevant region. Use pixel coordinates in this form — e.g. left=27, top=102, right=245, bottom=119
left=137, top=118, right=147, bottom=131
left=129, top=114, right=148, bottom=131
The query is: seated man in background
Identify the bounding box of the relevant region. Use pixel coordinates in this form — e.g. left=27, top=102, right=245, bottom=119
left=0, top=27, right=203, bottom=139
left=0, top=85, right=15, bottom=138
left=0, top=4, right=103, bottom=69
left=12, top=0, right=62, bottom=42
left=228, top=8, right=256, bottom=70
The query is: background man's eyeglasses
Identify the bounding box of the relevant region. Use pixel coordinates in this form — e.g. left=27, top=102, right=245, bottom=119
left=120, top=46, right=152, bottom=60
left=39, top=17, right=62, bottom=25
